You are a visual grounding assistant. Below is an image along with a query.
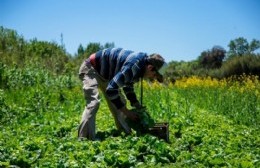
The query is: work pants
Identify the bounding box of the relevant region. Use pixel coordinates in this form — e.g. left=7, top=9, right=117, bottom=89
left=78, top=60, right=131, bottom=140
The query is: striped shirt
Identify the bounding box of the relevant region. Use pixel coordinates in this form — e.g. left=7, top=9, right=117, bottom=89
left=93, top=48, right=147, bottom=109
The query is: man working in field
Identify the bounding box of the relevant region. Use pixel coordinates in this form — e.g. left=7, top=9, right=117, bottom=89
left=78, top=47, right=165, bottom=140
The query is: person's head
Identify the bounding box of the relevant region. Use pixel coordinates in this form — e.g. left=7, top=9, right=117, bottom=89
left=144, top=54, right=165, bottom=82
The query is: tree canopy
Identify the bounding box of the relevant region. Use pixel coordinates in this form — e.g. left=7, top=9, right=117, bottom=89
left=227, top=37, right=260, bottom=58
left=1, top=26, right=259, bottom=80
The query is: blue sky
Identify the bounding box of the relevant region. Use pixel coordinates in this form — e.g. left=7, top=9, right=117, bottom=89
left=1, top=0, right=260, bottom=62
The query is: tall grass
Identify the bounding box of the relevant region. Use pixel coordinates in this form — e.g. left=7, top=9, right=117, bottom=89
left=139, top=75, right=260, bottom=128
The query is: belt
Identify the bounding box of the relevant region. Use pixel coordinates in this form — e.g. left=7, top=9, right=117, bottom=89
left=87, top=53, right=97, bottom=69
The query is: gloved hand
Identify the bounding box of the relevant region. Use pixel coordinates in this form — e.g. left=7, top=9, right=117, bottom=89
left=131, top=102, right=145, bottom=109
left=126, top=108, right=155, bottom=134
left=119, top=106, right=139, bottom=122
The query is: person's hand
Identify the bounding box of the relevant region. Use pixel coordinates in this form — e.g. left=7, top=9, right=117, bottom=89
left=131, top=102, right=143, bottom=109
left=120, top=107, right=139, bottom=121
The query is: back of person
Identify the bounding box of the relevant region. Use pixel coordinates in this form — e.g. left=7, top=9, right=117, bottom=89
left=94, top=48, right=147, bottom=81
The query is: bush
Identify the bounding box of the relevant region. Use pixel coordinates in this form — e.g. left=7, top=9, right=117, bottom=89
left=164, top=54, right=260, bottom=81
left=219, top=54, right=260, bottom=78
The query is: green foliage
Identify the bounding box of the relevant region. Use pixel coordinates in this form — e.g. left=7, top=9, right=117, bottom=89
left=126, top=108, right=155, bottom=134
left=0, top=26, right=27, bottom=66
left=0, top=26, right=259, bottom=167
left=0, top=26, right=70, bottom=74
left=227, top=37, right=260, bottom=59
left=164, top=61, right=201, bottom=82
left=164, top=39, right=259, bottom=80
left=2, top=25, right=260, bottom=81
left=198, top=45, right=226, bottom=69
left=26, top=38, right=69, bottom=74
left=0, top=64, right=259, bottom=167
left=165, top=54, right=260, bottom=80
left=213, top=54, right=260, bottom=78
left=0, top=26, right=115, bottom=77
left=77, top=44, right=84, bottom=57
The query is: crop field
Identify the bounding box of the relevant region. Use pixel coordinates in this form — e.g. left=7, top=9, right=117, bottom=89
left=0, top=65, right=259, bottom=167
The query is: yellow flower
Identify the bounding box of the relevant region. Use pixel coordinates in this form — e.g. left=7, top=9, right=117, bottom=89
left=171, top=75, right=259, bottom=97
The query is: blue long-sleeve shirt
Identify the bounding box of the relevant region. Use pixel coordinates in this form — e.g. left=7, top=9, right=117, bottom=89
left=93, top=48, right=147, bottom=109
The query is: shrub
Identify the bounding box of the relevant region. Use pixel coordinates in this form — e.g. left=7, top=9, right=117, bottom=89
left=219, top=54, right=260, bottom=78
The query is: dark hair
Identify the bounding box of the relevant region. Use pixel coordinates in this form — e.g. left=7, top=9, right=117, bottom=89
left=147, top=54, right=165, bottom=71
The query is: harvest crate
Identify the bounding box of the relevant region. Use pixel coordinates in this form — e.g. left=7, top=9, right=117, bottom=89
left=147, top=122, right=169, bottom=142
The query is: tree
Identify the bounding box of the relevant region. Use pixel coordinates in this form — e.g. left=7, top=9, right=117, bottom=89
left=77, top=44, right=84, bottom=56
left=84, top=42, right=101, bottom=58
left=103, top=42, right=115, bottom=49
left=0, top=26, right=27, bottom=65
left=198, top=45, right=226, bottom=69
left=26, top=38, right=68, bottom=73
left=249, top=39, right=260, bottom=53
left=227, top=37, right=260, bottom=58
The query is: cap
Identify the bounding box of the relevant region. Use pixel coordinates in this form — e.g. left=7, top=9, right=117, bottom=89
left=147, top=54, right=166, bottom=83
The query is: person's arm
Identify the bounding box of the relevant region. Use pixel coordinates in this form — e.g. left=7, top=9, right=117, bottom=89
left=123, top=85, right=142, bottom=108
left=106, top=67, right=140, bottom=121
left=119, top=106, right=139, bottom=121
left=106, top=63, right=135, bottom=109
left=106, top=71, right=125, bottom=109
left=106, top=81, right=139, bottom=121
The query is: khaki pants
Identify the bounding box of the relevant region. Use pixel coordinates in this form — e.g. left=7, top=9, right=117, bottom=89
left=78, top=60, right=131, bottom=140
